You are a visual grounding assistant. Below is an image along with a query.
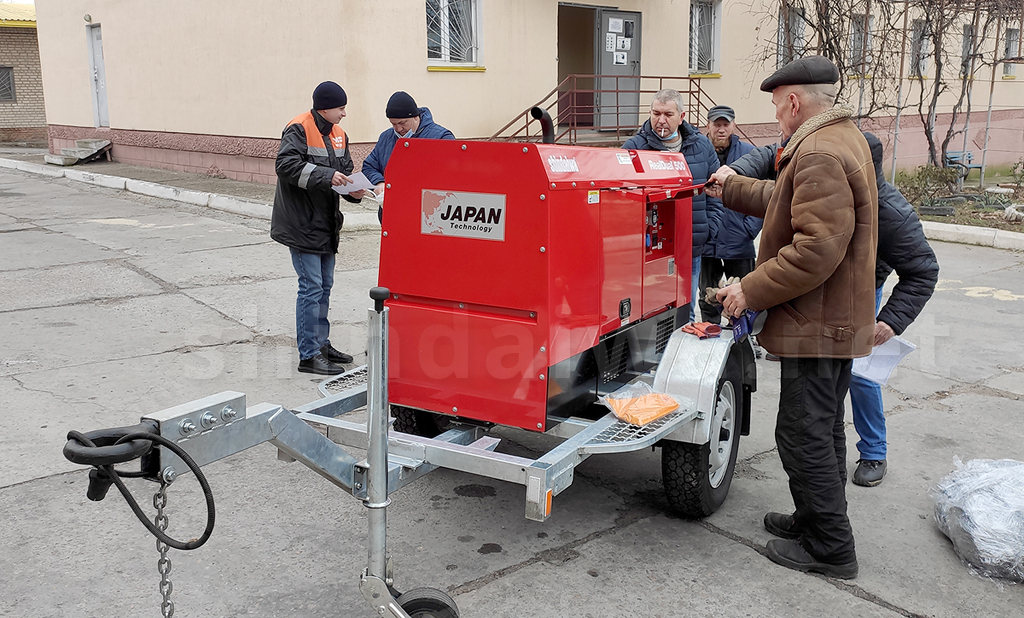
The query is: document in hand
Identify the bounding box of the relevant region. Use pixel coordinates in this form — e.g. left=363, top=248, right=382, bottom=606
left=331, top=171, right=375, bottom=196
left=852, top=336, right=916, bottom=386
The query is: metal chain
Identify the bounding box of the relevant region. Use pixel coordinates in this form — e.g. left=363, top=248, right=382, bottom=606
left=154, top=485, right=174, bottom=618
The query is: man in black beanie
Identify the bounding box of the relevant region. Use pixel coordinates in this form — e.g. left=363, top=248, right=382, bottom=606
left=362, top=91, right=454, bottom=222
left=271, top=81, right=366, bottom=376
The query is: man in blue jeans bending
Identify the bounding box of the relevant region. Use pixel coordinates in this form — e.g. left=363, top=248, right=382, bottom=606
left=271, top=81, right=367, bottom=375
left=847, top=133, right=938, bottom=486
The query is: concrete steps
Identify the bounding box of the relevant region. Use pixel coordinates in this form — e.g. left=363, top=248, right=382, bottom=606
left=44, top=139, right=112, bottom=166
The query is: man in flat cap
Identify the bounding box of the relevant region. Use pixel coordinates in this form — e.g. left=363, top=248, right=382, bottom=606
left=699, top=104, right=761, bottom=330
left=362, top=91, right=455, bottom=222
left=706, top=55, right=878, bottom=579
left=271, top=81, right=367, bottom=376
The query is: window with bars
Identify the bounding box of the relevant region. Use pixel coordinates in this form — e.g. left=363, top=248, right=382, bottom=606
left=0, top=67, right=14, bottom=102
left=910, top=19, right=929, bottom=78
left=1005, top=28, right=1020, bottom=77
left=777, top=4, right=807, bottom=68
left=427, top=0, right=478, bottom=64
left=689, top=0, right=716, bottom=73
left=848, top=14, right=873, bottom=74
left=961, top=24, right=974, bottom=76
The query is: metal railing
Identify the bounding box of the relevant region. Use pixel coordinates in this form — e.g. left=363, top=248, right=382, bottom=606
left=490, top=74, right=721, bottom=146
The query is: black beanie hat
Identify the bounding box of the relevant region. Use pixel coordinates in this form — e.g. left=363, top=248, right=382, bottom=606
left=386, top=91, right=419, bottom=119
left=312, top=81, right=347, bottom=110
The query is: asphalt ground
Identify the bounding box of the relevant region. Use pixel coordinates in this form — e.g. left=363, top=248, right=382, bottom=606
left=1, top=164, right=1022, bottom=618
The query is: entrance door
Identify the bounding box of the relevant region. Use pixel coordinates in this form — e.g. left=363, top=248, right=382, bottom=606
left=596, top=10, right=641, bottom=131
left=86, top=25, right=109, bottom=127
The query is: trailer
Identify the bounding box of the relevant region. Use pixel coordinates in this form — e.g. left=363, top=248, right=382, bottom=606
left=63, top=114, right=758, bottom=618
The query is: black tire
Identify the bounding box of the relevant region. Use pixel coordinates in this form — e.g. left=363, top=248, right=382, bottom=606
left=391, top=405, right=450, bottom=438
left=395, top=587, right=459, bottom=618
left=662, top=349, right=743, bottom=518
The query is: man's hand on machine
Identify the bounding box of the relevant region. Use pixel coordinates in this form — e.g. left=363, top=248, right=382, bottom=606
left=704, top=165, right=736, bottom=199
left=716, top=282, right=749, bottom=318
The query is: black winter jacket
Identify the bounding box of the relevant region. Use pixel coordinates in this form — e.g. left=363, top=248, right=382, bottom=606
left=271, top=110, right=360, bottom=255
left=706, top=135, right=761, bottom=259
left=729, top=135, right=938, bottom=334
left=623, top=120, right=723, bottom=258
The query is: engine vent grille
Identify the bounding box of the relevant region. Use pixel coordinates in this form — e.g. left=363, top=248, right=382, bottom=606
left=655, top=317, right=675, bottom=354
left=601, top=337, right=630, bottom=384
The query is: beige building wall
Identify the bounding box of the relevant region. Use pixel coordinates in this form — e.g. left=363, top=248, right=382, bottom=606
left=35, top=0, right=557, bottom=142
left=32, top=0, right=1022, bottom=181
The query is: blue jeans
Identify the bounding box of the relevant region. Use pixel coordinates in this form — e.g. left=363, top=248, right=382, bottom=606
left=850, top=286, right=885, bottom=460
left=290, top=248, right=335, bottom=360
left=689, top=256, right=701, bottom=322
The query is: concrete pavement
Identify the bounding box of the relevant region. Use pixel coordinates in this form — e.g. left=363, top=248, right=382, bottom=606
left=1, top=165, right=1022, bottom=618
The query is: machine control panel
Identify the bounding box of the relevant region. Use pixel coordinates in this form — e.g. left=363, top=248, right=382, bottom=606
left=645, top=199, right=676, bottom=261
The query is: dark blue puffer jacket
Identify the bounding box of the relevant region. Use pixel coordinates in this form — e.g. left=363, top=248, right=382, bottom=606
left=362, top=108, right=455, bottom=185
left=705, top=134, right=761, bottom=259
left=623, top=120, right=723, bottom=258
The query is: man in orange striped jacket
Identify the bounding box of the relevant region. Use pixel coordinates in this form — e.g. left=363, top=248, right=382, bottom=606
left=271, top=81, right=367, bottom=376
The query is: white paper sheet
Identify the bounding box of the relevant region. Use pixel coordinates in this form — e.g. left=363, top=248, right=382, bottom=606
left=852, top=336, right=916, bottom=386
left=331, top=171, right=375, bottom=196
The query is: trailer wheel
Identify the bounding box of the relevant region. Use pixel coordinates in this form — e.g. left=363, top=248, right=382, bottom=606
left=391, top=406, right=450, bottom=438
left=662, top=350, right=743, bottom=518
left=395, top=587, right=459, bottom=618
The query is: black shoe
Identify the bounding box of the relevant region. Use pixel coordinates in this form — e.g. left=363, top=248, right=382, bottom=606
left=766, top=539, right=859, bottom=579
left=321, top=344, right=354, bottom=365
left=764, top=512, right=801, bottom=540
left=853, top=459, right=887, bottom=487
left=298, top=353, right=344, bottom=376
left=765, top=353, right=781, bottom=361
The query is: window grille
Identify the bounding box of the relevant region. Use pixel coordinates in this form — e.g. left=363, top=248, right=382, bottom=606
left=1005, top=28, right=1020, bottom=77
left=910, top=19, right=929, bottom=78
left=0, top=67, right=14, bottom=102
left=427, top=0, right=478, bottom=64
left=689, top=1, right=715, bottom=73
left=777, top=5, right=806, bottom=68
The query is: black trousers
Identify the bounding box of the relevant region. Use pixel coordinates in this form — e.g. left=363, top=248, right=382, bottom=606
left=698, top=257, right=755, bottom=324
left=777, top=357, right=857, bottom=563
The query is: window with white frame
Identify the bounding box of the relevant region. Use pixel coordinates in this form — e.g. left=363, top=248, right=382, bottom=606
left=848, top=14, right=874, bottom=73
left=1004, top=28, right=1020, bottom=77
left=960, top=24, right=974, bottom=76
left=777, top=4, right=807, bottom=68
left=910, top=19, right=929, bottom=78
left=0, top=67, right=14, bottom=102
left=689, top=0, right=717, bottom=74
left=427, top=0, right=478, bottom=64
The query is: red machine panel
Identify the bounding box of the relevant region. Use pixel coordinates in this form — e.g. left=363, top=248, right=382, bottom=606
left=378, top=140, right=696, bottom=431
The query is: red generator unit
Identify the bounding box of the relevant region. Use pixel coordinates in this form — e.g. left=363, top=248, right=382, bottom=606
left=379, top=137, right=713, bottom=434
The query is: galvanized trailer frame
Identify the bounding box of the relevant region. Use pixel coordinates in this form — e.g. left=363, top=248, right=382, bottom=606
left=65, top=288, right=750, bottom=617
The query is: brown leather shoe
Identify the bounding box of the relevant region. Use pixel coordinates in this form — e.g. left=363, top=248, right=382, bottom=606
left=766, top=539, right=859, bottom=579
left=298, top=353, right=344, bottom=376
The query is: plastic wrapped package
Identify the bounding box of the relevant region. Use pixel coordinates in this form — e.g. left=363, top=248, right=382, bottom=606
left=598, top=382, right=680, bottom=426
left=932, top=458, right=1024, bottom=582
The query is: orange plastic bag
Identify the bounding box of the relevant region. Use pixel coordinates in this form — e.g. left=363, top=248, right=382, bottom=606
left=600, top=383, right=680, bottom=426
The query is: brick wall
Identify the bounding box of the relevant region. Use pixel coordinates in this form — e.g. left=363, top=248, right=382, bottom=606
left=0, top=27, right=47, bottom=143
left=48, top=124, right=375, bottom=185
